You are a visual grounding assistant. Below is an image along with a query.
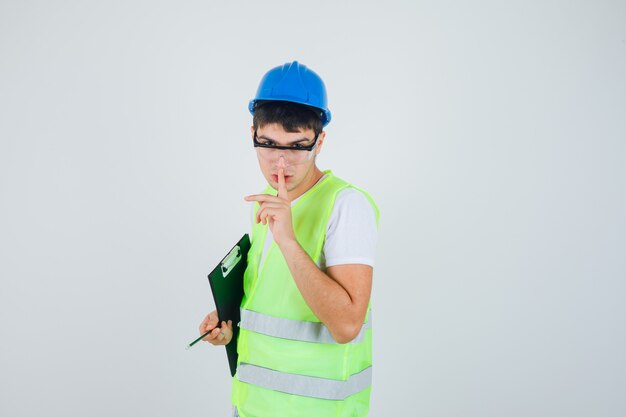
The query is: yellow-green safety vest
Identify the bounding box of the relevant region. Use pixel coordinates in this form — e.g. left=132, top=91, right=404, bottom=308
left=232, top=171, right=380, bottom=417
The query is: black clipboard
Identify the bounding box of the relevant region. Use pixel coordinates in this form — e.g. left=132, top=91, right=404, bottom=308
left=207, top=234, right=250, bottom=377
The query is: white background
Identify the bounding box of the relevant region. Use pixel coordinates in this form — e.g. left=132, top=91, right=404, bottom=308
left=1, top=1, right=625, bottom=416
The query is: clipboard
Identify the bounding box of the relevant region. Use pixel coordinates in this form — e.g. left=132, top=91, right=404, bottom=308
left=207, top=234, right=250, bottom=377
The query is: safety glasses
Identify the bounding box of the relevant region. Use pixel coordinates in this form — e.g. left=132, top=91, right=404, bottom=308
left=253, top=130, right=319, bottom=152
left=253, top=130, right=319, bottom=165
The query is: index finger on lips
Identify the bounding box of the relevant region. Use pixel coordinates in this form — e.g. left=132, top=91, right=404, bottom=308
left=277, top=157, right=288, bottom=199
left=277, top=167, right=288, bottom=200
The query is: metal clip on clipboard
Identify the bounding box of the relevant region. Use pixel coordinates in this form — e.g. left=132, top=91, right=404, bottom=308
left=221, top=244, right=242, bottom=278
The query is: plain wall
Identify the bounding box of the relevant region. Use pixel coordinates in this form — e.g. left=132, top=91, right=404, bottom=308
left=1, top=1, right=625, bottom=416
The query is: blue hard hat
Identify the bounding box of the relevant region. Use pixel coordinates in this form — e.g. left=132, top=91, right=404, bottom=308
left=248, top=61, right=332, bottom=127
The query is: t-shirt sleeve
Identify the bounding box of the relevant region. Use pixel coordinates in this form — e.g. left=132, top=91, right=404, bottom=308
left=322, top=187, right=378, bottom=268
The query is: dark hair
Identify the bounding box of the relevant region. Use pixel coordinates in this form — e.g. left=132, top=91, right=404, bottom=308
left=252, top=101, right=324, bottom=136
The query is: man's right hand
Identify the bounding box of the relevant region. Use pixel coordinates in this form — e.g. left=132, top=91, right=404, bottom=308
left=199, top=310, right=233, bottom=346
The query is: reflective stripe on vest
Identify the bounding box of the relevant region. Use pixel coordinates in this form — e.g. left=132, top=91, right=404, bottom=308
left=239, top=308, right=372, bottom=344
left=237, top=363, right=372, bottom=401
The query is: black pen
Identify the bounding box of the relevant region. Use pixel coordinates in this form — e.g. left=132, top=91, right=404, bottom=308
left=186, top=328, right=223, bottom=350
left=186, top=330, right=209, bottom=350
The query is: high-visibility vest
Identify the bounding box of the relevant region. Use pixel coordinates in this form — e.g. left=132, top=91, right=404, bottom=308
left=231, top=171, right=379, bottom=417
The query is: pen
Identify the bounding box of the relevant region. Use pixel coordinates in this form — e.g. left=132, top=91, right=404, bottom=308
left=186, top=330, right=210, bottom=350
left=186, top=328, right=224, bottom=350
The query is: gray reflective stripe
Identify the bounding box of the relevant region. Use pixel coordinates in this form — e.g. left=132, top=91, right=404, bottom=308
left=239, top=308, right=371, bottom=344
left=237, top=363, right=372, bottom=401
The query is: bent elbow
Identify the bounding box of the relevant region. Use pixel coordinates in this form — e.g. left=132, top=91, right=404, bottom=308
left=332, top=322, right=363, bottom=344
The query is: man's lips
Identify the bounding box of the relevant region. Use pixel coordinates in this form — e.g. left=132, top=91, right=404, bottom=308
left=272, top=174, right=291, bottom=182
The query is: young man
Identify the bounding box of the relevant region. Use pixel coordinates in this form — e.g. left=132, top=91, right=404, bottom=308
left=199, top=61, right=379, bottom=417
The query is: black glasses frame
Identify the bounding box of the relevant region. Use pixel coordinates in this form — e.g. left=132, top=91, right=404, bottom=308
left=253, top=130, right=319, bottom=152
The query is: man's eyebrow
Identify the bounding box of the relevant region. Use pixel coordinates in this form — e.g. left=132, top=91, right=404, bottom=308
left=288, top=138, right=313, bottom=144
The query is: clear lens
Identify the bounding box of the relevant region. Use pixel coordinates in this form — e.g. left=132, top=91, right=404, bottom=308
left=255, top=146, right=315, bottom=168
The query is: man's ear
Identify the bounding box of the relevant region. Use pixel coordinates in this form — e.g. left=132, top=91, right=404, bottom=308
left=250, top=125, right=255, bottom=139
left=314, top=131, right=326, bottom=155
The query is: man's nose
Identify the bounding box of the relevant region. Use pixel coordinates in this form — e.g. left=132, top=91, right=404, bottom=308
left=272, top=148, right=290, bottom=159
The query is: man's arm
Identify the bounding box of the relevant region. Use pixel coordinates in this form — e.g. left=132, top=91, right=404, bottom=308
left=245, top=160, right=372, bottom=344
left=278, top=240, right=372, bottom=344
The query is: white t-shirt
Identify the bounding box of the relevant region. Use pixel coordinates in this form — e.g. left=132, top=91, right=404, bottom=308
left=257, top=176, right=378, bottom=271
